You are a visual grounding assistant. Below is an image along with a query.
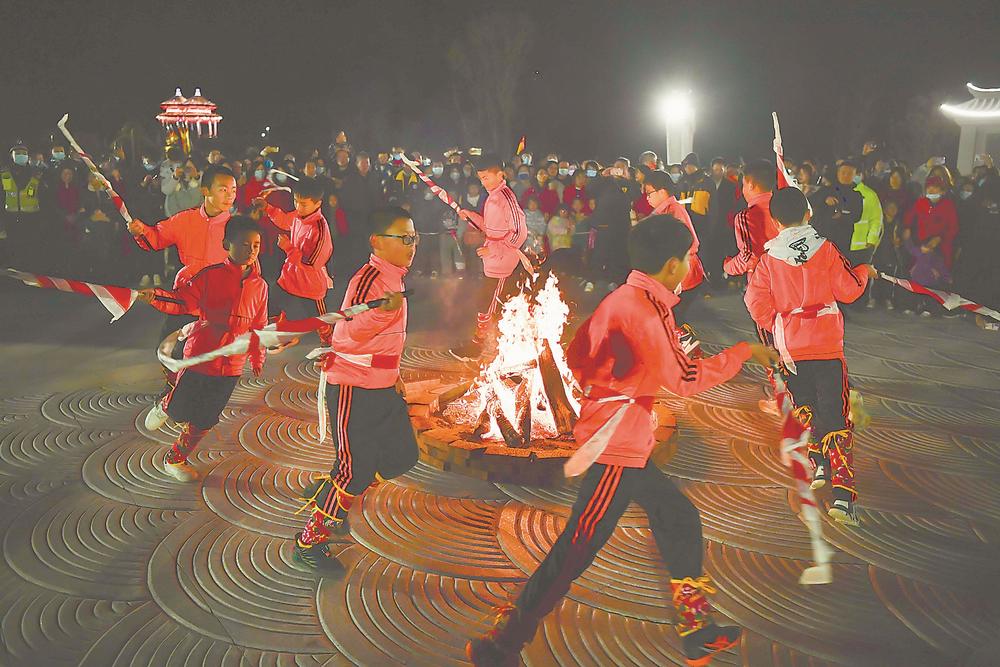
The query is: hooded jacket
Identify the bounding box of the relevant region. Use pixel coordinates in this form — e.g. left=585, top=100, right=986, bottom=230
left=745, top=225, right=869, bottom=365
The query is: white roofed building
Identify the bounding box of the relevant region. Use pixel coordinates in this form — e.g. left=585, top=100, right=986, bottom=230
left=940, top=83, right=1000, bottom=173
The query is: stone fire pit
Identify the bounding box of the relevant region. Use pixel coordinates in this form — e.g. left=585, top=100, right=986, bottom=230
left=403, top=377, right=678, bottom=487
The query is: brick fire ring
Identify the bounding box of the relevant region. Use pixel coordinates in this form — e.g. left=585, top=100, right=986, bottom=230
left=403, top=375, right=678, bottom=488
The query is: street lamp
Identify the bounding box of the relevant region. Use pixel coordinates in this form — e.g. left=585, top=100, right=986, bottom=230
left=656, top=90, right=695, bottom=165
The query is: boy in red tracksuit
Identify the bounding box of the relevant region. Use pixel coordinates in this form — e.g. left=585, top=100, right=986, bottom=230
left=130, top=165, right=238, bottom=426
left=745, top=187, right=876, bottom=525
left=136, top=217, right=267, bottom=482
left=128, top=164, right=237, bottom=290
left=451, top=152, right=528, bottom=361
left=292, top=206, right=417, bottom=576
left=255, top=176, right=334, bottom=343
left=640, top=169, right=707, bottom=354
left=467, top=215, right=778, bottom=667
left=723, top=159, right=779, bottom=280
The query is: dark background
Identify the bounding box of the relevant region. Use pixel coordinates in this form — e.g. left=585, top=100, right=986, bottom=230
left=3, top=0, right=998, bottom=164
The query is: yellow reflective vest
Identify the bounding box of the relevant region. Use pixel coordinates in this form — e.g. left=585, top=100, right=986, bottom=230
left=1, top=170, right=41, bottom=213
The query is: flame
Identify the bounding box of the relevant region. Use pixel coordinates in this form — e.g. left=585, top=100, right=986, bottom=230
left=449, top=273, right=579, bottom=442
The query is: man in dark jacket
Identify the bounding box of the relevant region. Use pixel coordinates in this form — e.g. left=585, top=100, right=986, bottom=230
left=809, top=159, right=865, bottom=257
left=588, top=157, right=639, bottom=285
left=705, top=157, right=737, bottom=286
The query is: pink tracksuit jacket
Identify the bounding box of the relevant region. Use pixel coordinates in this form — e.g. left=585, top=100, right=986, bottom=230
left=466, top=181, right=528, bottom=279
left=566, top=270, right=751, bottom=468
left=265, top=204, right=334, bottom=300
left=322, top=254, right=407, bottom=389
left=133, top=204, right=231, bottom=288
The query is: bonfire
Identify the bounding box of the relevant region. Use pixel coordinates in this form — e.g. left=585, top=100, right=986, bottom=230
left=444, top=274, right=580, bottom=447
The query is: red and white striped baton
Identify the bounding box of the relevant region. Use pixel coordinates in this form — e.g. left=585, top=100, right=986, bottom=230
left=879, top=272, right=1000, bottom=322
left=773, top=367, right=834, bottom=585
left=400, top=156, right=484, bottom=232
left=57, top=114, right=134, bottom=223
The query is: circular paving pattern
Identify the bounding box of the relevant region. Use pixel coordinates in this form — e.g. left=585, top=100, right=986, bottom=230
left=237, top=412, right=330, bottom=471
left=201, top=455, right=316, bottom=537
left=1, top=289, right=997, bottom=664
left=3, top=487, right=189, bottom=600
left=147, top=516, right=339, bottom=653
left=39, top=389, right=157, bottom=428
left=352, top=483, right=522, bottom=580
left=497, top=503, right=674, bottom=622
left=82, top=434, right=230, bottom=510
left=317, top=552, right=513, bottom=667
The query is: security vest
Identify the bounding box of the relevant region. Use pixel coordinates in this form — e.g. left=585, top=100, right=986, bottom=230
left=1, top=170, right=41, bottom=213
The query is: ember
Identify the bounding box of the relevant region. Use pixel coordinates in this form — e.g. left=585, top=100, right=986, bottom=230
left=444, top=274, right=580, bottom=444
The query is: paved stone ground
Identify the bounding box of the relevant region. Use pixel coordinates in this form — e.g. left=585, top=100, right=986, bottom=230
left=1, top=277, right=999, bottom=666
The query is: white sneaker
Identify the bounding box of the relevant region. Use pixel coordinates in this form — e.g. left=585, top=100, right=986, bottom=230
left=885, top=300, right=894, bottom=311
left=139, top=274, right=152, bottom=288
left=583, top=282, right=595, bottom=293
left=144, top=402, right=170, bottom=431
left=164, top=459, right=200, bottom=482
left=153, top=274, right=163, bottom=287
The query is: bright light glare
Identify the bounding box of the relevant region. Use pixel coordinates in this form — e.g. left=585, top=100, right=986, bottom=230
left=657, top=91, right=694, bottom=124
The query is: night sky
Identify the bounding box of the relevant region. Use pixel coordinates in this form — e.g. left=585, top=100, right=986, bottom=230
left=4, top=0, right=999, bottom=165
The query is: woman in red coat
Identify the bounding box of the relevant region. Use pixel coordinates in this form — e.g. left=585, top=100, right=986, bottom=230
left=902, top=176, right=958, bottom=268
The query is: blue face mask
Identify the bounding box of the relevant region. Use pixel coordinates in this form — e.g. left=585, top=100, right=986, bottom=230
left=143, top=161, right=156, bottom=172
left=669, top=172, right=681, bottom=183
left=12, top=153, right=28, bottom=166
left=432, top=166, right=444, bottom=176
left=586, top=169, right=597, bottom=178
left=450, top=172, right=461, bottom=181
left=254, top=169, right=265, bottom=179
left=518, top=172, right=530, bottom=180
left=316, top=166, right=326, bottom=175
left=275, top=173, right=287, bottom=184
left=853, top=174, right=862, bottom=185
left=960, top=190, right=973, bottom=200
left=558, top=168, right=569, bottom=176
left=926, top=193, right=942, bottom=203
left=978, top=178, right=986, bottom=187
left=52, top=151, right=65, bottom=161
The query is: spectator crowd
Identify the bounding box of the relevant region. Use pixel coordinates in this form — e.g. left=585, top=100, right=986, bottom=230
left=2, top=132, right=998, bottom=327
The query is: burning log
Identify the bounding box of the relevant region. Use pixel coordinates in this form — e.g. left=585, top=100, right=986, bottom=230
left=492, top=396, right=525, bottom=448
left=436, top=380, right=473, bottom=411
left=515, top=375, right=532, bottom=445
left=538, top=338, right=577, bottom=435
left=471, top=391, right=495, bottom=440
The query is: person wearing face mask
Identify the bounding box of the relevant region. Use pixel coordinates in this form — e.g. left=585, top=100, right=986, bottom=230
left=511, top=165, right=532, bottom=199
left=588, top=157, right=640, bottom=286
left=520, top=168, right=559, bottom=216
left=846, top=163, right=884, bottom=269
left=1, top=140, right=44, bottom=267
left=809, top=159, right=866, bottom=259
left=902, top=176, right=958, bottom=272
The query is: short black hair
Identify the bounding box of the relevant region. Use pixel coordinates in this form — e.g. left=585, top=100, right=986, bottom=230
left=201, top=164, right=236, bottom=190
left=769, top=187, right=809, bottom=227
left=710, top=156, right=726, bottom=167
left=293, top=176, right=325, bottom=201
left=474, top=152, right=505, bottom=172
left=224, top=216, right=260, bottom=244
left=743, top=159, right=776, bottom=192
left=369, top=205, right=411, bottom=236
left=628, top=214, right=693, bottom=274
left=643, top=170, right=674, bottom=193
